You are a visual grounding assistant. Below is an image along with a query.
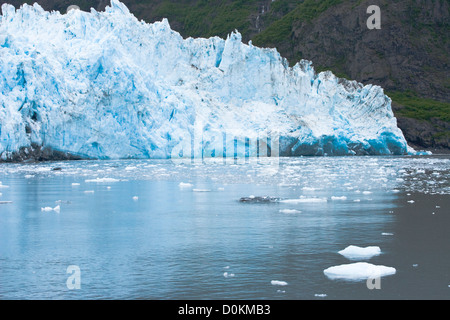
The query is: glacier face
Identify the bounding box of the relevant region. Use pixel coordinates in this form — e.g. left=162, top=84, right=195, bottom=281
left=0, top=0, right=411, bottom=161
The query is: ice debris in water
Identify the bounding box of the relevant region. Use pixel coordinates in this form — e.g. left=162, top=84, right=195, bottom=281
left=0, top=1, right=412, bottom=161
left=331, top=196, right=347, bottom=200
left=324, top=262, right=396, bottom=281
left=271, top=280, right=288, bottom=286
left=279, top=209, right=301, bottom=214
left=85, top=178, right=120, bottom=183
left=338, top=245, right=381, bottom=260
left=223, top=272, right=235, bottom=278
left=41, top=205, right=60, bottom=213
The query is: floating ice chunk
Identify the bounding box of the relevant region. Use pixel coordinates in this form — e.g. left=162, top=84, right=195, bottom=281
left=41, top=205, right=60, bottom=213
left=0, top=184, right=9, bottom=188
left=132, top=196, right=139, bottom=201
left=362, top=191, right=372, bottom=195
left=85, top=178, right=120, bottom=183
left=271, top=280, right=288, bottom=286
left=84, top=190, right=95, bottom=194
left=338, top=245, right=381, bottom=260
left=72, top=183, right=81, bottom=186
left=24, top=175, right=34, bottom=179
left=193, top=189, right=211, bottom=192
left=302, top=187, right=316, bottom=191
left=279, top=209, right=301, bottom=214
left=223, top=272, right=235, bottom=278
left=381, top=233, right=394, bottom=236
left=323, top=262, right=396, bottom=281
left=280, top=198, right=327, bottom=204
left=407, top=200, right=415, bottom=203
left=331, top=196, right=347, bottom=200
left=314, top=294, right=327, bottom=298
left=353, top=199, right=361, bottom=202
left=391, top=189, right=400, bottom=193
left=178, top=182, right=193, bottom=189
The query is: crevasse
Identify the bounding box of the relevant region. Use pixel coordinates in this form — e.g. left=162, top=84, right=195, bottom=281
left=0, top=0, right=413, bottom=161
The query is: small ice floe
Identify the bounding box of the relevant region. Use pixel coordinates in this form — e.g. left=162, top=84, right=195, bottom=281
left=223, top=272, right=235, bottom=278
left=271, top=280, right=288, bottom=286
left=331, top=196, right=347, bottom=201
left=302, top=187, right=316, bottom=191
left=362, top=191, right=372, bottom=195
left=381, top=233, right=394, bottom=236
left=193, top=189, right=211, bottom=192
left=353, top=199, right=361, bottom=202
left=436, top=206, right=440, bottom=208
left=412, top=264, right=419, bottom=268
left=84, top=190, right=95, bottom=194
left=132, top=196, right=139, bottom=201
left=391, top=189, right=400, bottom=193
left=279, top=209, right=301, bottom=214
left=85, top=177, right=120, bottom=183
left=323, top=262, right=396, bottom=281
left=217, top=187, right=225, bottom=191
left=125, top=166, right=137, bottom=171
left=314, top=294, right=327, bottom=298
left=24, top=174, right=34, bottom=179
left=0, top=183, right=9, bottom=189
left=338, top=245, right=381, bottom=260
left=71, top=183, right=81, bottom=186
left=277, top=290, right=286, bottom=293
left=41, top=205, right=60, bottom=213
left=407, top=200, right=415, bottom=204
left=223, top=266, right=230, bottom=269
left=178, top=182, right=193, bottom=189
left=279, top=197, right=326, bottom=204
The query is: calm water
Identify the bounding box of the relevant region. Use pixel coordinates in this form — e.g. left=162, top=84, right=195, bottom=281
left=0, top=156, right=449, bottom=300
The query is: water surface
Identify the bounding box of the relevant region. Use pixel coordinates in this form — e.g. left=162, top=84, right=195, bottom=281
left=0, top=156, right=449, bottom=299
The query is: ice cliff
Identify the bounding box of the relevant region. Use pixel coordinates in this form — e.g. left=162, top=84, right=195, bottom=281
left=0, top=0, right=412, bottom=161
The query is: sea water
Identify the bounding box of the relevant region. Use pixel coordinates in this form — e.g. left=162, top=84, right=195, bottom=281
left=0, top=156, right=448, bottom=299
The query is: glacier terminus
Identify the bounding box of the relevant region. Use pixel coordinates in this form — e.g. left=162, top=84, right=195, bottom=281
left=0, top=0, right=415, bottom=161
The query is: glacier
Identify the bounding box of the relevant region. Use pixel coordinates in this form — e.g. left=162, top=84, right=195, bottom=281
left=0, top=0, right=412, bottom=161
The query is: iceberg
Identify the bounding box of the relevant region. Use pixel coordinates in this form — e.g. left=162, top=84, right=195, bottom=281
left=338, top=245, right=381, bottom=260
left=323, top=262, right=396, bottom=281
left=0, top=1, right=411, bottom=161
left=271, top=280, right=288, bottom=286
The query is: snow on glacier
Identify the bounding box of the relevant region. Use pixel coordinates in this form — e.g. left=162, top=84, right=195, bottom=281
left=0, top=0, right=411, bottom=160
